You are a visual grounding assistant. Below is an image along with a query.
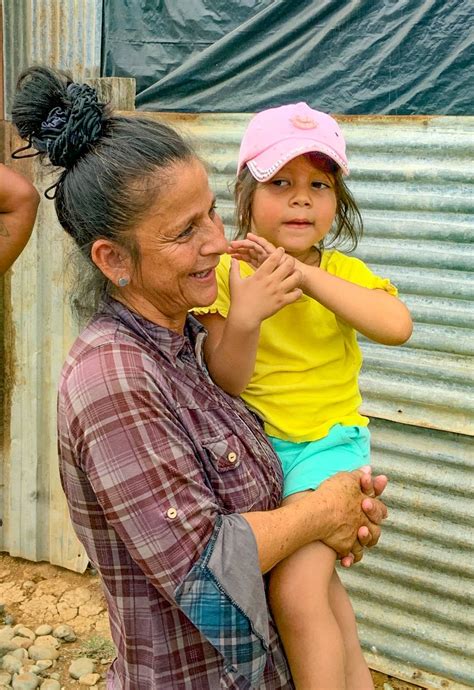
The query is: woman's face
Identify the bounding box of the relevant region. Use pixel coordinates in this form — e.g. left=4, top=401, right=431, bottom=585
left=123, top=158, right=227, bottom=331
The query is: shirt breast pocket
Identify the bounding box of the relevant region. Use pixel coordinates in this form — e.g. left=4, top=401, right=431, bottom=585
left=202, top=434, right=262, bottom=513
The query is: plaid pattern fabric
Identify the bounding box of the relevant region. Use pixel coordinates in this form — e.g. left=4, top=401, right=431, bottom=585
left=58, top=297, right=294, bottom=690
left=176, top=515, right=268, bottom=687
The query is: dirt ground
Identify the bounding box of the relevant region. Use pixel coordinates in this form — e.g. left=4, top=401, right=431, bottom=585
left=0, top=553, right=423, bottom=689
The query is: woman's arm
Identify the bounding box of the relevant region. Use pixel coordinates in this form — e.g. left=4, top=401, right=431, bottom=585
left=0, top=164, right=39, bottom=275
left=198, top=250, right=301, bottom=396
left=65, top=342, right=387, bottom=586
left=243, top=469, right=387, bottom=574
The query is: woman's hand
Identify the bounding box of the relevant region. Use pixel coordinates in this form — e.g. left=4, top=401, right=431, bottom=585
left=310, top=469, right=388, bottom=559
left=340, top=468, right=388, bottom=566
left=243, top=468, right=388, bottom=574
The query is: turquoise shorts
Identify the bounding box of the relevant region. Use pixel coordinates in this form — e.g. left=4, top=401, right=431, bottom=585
left=269, top=424, right=371, bottom=499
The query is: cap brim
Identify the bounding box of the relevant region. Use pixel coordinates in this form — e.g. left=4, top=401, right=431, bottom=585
left=245, top=137, right=349, bottom=180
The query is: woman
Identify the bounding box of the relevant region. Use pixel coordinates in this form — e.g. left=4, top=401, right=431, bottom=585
left=12, top=66, right=387, bottom=690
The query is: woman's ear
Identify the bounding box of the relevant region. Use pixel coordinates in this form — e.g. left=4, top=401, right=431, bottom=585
left=91, top=239, right=131, bottom=286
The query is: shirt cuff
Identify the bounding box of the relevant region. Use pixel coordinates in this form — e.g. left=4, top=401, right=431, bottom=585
left=175, top=514, right=270, bottom=685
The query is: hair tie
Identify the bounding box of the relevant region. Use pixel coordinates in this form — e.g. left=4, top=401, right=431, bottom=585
left=34, top=82, right=105, bottom=169
left=11, top=135, right=41, bottom=159
left=44, top=181, right=61, bottom=199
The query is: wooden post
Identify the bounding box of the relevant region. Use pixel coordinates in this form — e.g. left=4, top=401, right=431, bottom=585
left=86, top=77, right=136, bottom=112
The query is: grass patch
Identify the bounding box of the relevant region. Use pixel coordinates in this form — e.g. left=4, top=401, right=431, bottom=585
left=77, top=635, right=116, bottom=662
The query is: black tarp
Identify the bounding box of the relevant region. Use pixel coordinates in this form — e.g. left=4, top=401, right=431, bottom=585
left=102, top=0, right=473, bottom=114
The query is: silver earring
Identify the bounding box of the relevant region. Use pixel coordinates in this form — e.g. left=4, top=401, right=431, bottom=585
left=118, top=276, right=130, bottom=287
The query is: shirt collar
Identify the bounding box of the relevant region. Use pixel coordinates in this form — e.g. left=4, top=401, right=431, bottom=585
left=97, top=295, right=207, bottom=363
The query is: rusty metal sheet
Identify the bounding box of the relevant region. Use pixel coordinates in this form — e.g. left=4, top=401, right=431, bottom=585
left=340, top=418, right=474, bottom=690
left=1, top=0, right=103, bottom=569
left=3, top=0, right=102, bottom=118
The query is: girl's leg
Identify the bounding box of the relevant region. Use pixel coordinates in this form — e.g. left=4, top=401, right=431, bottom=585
left=269, top=493, right=345, bottom=690
left=329, top=571, right=374, bottom=690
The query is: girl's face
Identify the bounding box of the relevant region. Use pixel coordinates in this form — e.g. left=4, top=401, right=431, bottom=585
left=250, top=154, right=337, bottom=263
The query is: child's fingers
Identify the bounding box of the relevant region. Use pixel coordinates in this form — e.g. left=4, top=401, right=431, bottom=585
left=255, top=246, right=286, bottom=274
left=229, top=240, right=270, bottom=267
left=228, top=258, right=243, bottom=294
left=279, top=270, right=303, bottom=294
left=230, top=238, right=268, bottom=255
left=269, top=253, right=299, bottom=282
left=246, top=233, right=277, bottom=254
left=279, top=288, right=303, bottom=306
left=229, top=239, right=252, bottom=251
left=229, top=249, right=252, bottom=261
left=229, top=250, right=261, bottom=270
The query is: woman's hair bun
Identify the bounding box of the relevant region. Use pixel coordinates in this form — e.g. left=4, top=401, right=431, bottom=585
left=12, top=65, right=106, bottom=169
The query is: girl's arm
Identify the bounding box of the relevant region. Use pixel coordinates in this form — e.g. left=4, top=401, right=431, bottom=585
left=0, top=164, right=40, bottom=275
left=198, top=311, right=261, bottom=397
left=299, top=266, right=413, bottom=345
left=198, top=249, right=302, bottom=396
left=231, top=234, right=413, bottom=346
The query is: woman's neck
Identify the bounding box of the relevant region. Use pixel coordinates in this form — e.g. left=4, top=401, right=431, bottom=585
left=112, top=292, right=187, bottom=334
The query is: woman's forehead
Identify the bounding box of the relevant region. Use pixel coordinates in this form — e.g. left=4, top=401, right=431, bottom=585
left=141, top=159, right=212, bottom=227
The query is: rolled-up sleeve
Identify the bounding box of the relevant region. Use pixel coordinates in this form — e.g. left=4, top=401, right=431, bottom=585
left=61, top=341, right=270, bottom=685
left=176, top=514, right=270, bottom=684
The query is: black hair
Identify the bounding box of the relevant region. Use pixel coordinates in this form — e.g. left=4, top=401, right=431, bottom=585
left=234, top=152, right=363, bottom=252
left=12, top=66, right=196, bottom=319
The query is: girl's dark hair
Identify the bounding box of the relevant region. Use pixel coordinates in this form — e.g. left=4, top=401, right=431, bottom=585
left=234, top=152, right=363, bottom=252
left=12, top=66, right=196, bottom=320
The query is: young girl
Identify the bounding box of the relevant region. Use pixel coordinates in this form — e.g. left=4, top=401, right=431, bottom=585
left=195, top=102, right=412, bottom=690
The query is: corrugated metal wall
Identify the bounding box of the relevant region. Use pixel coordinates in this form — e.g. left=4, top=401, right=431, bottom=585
left=2, top=0, right=102, bottom=117
left=2, top=136, right=87, bottom=571
left=1, top=66, right=472, bottom=688
left=1, top=0, right=103, bottom=570
left=351, top=418, right=473, bottom=690
left=153, top=112, right=474, bottom=689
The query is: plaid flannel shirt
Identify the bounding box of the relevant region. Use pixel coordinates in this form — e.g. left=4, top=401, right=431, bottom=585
left=58, top=296, right=294, bottom=690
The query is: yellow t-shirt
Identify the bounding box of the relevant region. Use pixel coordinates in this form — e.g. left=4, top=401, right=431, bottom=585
left=195, top=250, right=397, bottom=443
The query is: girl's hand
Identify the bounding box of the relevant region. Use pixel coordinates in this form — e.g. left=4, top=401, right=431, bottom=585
left=229, top=233, right=278, bottom=269
left=228, top=247, right=302, bottom=329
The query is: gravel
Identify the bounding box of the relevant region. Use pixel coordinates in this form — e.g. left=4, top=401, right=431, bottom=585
left=0, top=620, right=105, bottom=689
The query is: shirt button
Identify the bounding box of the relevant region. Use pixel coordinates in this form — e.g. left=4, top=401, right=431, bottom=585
left=167, top=508, right=178, bottom=519
left=227, top=452, right=237, bottom=463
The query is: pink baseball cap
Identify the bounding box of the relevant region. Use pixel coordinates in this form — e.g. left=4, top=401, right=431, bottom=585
left=237, top=102, right=349, bottom=181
